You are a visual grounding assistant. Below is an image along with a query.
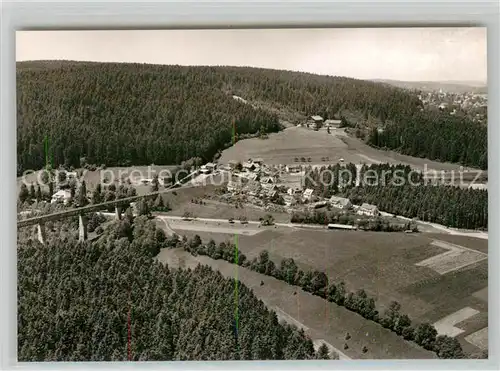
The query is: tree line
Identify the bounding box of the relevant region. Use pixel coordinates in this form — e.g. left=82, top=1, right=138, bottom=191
left=179, top=235, right=466, bottom=359
left=18, top=215, right=326, bottom=361
left=290, top=210, right=418, bottom=232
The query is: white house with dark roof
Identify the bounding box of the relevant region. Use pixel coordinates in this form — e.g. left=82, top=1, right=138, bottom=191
left=310, top=115, right=324, bottom=123
left=357, top=203, right=379, bottom=216
left=51, top=189, right=72, bottom=205
left=302, top=188, right=314, bottom=201
left=329, top=196, right=352, bottom=210
left=286, top=164, right=301, bottom=173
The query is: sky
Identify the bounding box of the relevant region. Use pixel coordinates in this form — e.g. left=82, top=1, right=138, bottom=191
left=16, top=28, right=487, bottom=83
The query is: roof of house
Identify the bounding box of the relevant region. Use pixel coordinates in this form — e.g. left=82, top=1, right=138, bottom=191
left=260, top=176, right=273, bottom=183
left=245, top=173, right=258, bottom=181
left=228, top=160, right=239, bottom=165
left=244, top=181, right=261, bottom=194
left=52, top=189, right=71, bottom=198
left=311, top=115, right=324, bottom=121
left=243, top=162, right=255, bottom=168
left=330, top=196, right=351, bottom=206
left=360, top=203, right=378, bottom=211
left=267, top=190, right=278, bottom=198
left=205, top=162, right=215, bottom=167
left=303, top=188, right=314, bottom=196
left=261, top=183, right=277, bottom=192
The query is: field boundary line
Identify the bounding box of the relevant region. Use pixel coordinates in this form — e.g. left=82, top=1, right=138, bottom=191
left=431, top=240, right=487, bottom=257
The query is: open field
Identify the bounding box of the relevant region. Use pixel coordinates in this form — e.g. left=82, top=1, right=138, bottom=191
left=465, top=327, right=488, bottom=351
left=231, top=228, right=488, bottom=353
left=156, top=248, right=436, bottom=360
left=155, top=215, right=295, bottom=244
left=415, top=240, right=487, bottom=275
left=432, top=307, right=480, bottom=337
left=158, top=217, right=263, bottom=236
left=423, top=234, right=488, bottom=253
left=160, top=198, right=292, bottom=224
left=219, top=126, right=483, bottom=174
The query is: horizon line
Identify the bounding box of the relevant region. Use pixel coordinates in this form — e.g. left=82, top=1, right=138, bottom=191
left=16, top=59, right=488, bottom=86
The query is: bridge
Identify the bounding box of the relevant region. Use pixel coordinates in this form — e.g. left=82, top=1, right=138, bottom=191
left=17, top=172, right=198, bottom=245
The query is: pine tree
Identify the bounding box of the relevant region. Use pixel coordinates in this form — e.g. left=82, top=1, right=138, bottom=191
left=77, top=180, right=88, bottom=206
left=153, top=195, right=164, bottom=210
left=151, top=175, right=159, bottom=192
left=29, top=183, right=36, bottom=200
left=19, top=183, right=29, bottom=203
left=316, top=343, right=330, bottom=359
left=35, top=185, right=43, bottom=202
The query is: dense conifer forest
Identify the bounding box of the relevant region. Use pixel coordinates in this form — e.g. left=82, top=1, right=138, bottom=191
left=17, top=61, right=486, bottom=173
left=303, top=163, right=488, bottom=230
left=17, top=216, right=319, bottom=361
left=367, top=111, right=487, bottom=170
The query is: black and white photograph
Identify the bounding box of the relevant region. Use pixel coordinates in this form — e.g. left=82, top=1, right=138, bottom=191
left=16, top=27, right=488, bottom=361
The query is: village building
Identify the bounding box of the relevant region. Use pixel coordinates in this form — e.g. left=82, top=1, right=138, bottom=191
left=302, top=188, right=314, bottom=201
left=308, top=115, right=324, bottom=131
left=253, top=158, right=264, bottom=165
left=205, top=162, right=216, bottom=171
left=283, top=195, right=297, bottom=207
left=357, top=203, right=380, bottom=217
left=287, top=187, right=302, bottom=196
left=243, top=181, right=261, bottom=197
left=241, top=172, right=259, bottom=182
left=286, top=164, right=301, bottom=173
left=324, top=119, right=342, bottom=128
left=227, top=181, right=241, bottom=193
left=266, top=189, right=279, bottom=199
left=228, top=160, right=239, bottom=170
left=51, top=189, right=72, bottom=205
left=310, top=115, right=324, bottom=124
left=311, top=201, right=328, bottom=209
left=329, top=195, right=353, bottom=210
left=260, top=176, right=274, bottom=184
left=261, top=183, right=277, bottom=194
left=243, top=161, right=256, bottom=171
